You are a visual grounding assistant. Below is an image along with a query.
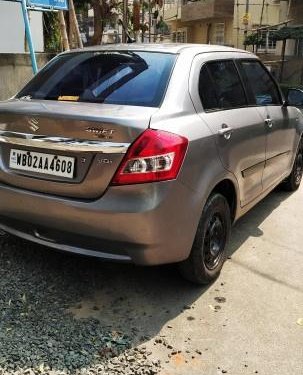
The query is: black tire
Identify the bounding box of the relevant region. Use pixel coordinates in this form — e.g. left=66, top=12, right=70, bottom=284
left=179, top=193, right=231, bottom=285
left=282, top=138, right=303, bottom=191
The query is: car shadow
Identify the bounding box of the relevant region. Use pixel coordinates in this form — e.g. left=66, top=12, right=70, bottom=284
left=0, top=187, right=294, bottom=372
left=227, top=186, right=292, bottom=257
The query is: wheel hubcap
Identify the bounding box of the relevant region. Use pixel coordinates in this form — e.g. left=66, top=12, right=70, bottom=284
left=204, top=214, right=225, bottom=270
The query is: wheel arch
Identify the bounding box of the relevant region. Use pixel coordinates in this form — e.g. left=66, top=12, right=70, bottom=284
left=211, top=179, right=238, bottom=223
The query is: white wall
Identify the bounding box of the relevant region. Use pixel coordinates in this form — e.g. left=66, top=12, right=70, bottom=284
left=0, top=2, right=44, bottom=53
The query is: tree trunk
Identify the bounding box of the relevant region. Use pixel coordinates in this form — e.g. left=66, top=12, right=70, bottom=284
left=91, top=0, right=103, bottom=45
left=69, top=0, right=83, bottom=48
left=58, top=11, right=70, bottom=50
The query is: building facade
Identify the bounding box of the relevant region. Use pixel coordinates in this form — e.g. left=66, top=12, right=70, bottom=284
left=0, top=1, right=44, bottom=53
left=233, top=0, right=282, bottom=52
left=164, top=0, right=286, bottom=53
left=164, top=0, right=234, bottom=45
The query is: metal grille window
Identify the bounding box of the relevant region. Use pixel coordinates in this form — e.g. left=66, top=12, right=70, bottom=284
left=252, top=26, right=277, bottom=51
left=214, top=23, right=225, bottom=45
left=172, top=28, right=187, bottom=43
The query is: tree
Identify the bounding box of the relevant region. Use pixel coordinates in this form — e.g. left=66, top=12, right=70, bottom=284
left=74, top=0, right=120, bottom=45
left=43, top=12, right=62, bottom=52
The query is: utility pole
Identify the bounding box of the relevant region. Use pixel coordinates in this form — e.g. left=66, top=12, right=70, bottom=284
left=259, top=0, right=265, bottom=26
left=148, top=0, right=151, bottom=42
left=279, top=0, right=292, bottom=82
left=256, top=0, right=265, bottom=53
left=20, top=0, right=38, bottom=74
left=141, top=0, right=145, bottom=43
left=244, top=0, right=249, bottom=50
left=287, top=0, right=292, bottom=20
left=123, top=0, right=128, bottom=43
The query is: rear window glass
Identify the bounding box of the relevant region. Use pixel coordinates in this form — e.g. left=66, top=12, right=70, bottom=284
left=199, top=60, right=247, bottom=111
left=17, top=51, right=176, bottom=107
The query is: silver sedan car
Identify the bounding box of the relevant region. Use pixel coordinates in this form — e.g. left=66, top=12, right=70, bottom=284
left=0, top=44, right=302, bottom=284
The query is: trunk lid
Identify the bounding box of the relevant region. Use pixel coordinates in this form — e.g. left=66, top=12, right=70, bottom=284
left=0, top=99, right=157, bottom=198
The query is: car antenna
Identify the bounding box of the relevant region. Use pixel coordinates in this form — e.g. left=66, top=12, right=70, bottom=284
left=118, top=19, right=136, bottom=43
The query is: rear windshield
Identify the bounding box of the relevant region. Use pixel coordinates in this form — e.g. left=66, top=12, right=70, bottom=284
left=17, top=51, right=176, bottom=107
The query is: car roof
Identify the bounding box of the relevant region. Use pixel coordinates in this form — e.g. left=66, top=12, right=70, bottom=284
left=62, top=43, right=254, bottom=57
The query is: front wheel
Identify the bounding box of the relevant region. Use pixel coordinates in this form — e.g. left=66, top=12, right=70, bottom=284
left=282, top=138, right=303, bottom=191
left=179, top=193, right=231, bottom=284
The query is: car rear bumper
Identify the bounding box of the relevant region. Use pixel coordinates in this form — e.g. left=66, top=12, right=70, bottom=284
left=0, top=180, right=201, bottom=265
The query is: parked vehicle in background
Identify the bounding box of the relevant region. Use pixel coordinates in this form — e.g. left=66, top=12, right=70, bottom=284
left=0, top=44, right=302, bottom=284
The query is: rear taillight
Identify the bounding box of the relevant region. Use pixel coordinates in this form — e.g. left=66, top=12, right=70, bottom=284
left=111, top=129, right=188, bottom=185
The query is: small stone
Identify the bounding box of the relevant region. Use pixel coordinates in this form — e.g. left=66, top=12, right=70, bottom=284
left=214, top=297, right=226, bottom=303
left=187, top=316, right=195, bottom=321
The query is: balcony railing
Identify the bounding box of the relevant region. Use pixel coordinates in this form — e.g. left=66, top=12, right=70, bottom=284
left=181, top=0, right=234, bottom=23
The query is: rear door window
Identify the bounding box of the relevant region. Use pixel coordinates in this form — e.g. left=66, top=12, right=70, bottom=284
left=199, top=60, right=247, bottom=111
left=17, top=51, right=176, bottom=107
left=238, top=60, right=281, bottom=106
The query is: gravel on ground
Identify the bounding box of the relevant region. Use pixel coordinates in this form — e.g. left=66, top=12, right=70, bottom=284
left=0, top=236, right=161, bottom=375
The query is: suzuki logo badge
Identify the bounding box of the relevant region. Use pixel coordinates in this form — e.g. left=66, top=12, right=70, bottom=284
left=28, top=118, right=39, bottom=132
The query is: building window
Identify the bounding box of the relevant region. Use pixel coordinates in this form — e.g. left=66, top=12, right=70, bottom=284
left=172, top=28, right=187, bottom=43
left=252, top=26, right=277, bottom=51
left=214, top=23, right=225, bottom=45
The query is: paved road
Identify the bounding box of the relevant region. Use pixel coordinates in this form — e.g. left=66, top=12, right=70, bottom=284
left=1, top=185, right=303, bottom=374
left=69, top=185, right=303, bottom=375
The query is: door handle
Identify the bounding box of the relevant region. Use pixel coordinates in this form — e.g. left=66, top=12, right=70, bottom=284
left=265, top=118, right=273, bottom=128
left=218, top=125, right=233, bottom=139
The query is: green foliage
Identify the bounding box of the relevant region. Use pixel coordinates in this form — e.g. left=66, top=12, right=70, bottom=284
left=272, top=26, right=303, bottom=41
left=156, top=17, right=169, bottom=34
left=43, top=12, right=61, bottom=53
left=244, top=33, right=265, bottom=46
left=74, top=0, right=90, bottom=11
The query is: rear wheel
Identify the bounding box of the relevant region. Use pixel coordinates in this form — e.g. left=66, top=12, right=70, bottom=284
left=179, top=193, right=231, bottom=284
left=282, top=138, right=303, bottom=191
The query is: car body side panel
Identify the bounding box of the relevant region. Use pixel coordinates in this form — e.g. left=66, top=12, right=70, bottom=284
left=256, top=105, right=300, bottom=189
left=188, top=53, right=266, bottom=207
left=150, top=51, right=240, bottom=222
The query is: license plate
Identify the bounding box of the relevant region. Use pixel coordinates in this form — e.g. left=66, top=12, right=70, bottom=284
left=9, top=149, right=75, bottom=179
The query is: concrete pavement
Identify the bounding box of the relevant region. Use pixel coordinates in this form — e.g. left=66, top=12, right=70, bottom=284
left=69, top=184, right=303, bottom=375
